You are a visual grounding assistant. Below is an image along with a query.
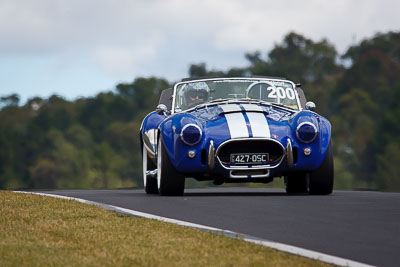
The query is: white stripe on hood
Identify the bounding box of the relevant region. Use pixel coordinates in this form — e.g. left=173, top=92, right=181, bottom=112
left=221, top=104, right=270, bottom=139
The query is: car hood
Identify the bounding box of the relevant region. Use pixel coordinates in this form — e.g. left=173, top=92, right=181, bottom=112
left=185, top=103, right=296, bottom=143
left=188, top=103, right=294, bottom=122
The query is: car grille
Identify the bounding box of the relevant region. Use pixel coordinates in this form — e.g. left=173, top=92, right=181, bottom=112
left=216, top=138, right=285, bottom=169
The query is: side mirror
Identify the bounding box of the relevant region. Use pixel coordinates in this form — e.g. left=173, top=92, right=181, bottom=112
left=305, top=101, right=316, bottom=111
left=156, top=104, right=168, bottom=115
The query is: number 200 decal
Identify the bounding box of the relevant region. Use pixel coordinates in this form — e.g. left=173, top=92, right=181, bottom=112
left=267, top=87, right=296, bottom=100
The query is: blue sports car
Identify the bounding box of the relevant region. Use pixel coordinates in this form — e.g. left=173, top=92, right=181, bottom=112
left=140, top=77, right=333, bottom=196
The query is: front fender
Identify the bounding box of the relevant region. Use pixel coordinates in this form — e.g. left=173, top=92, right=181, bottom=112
left=159, top=114, right=208, bottom=171
left=141, top=111, right=166, bottom=157
left=289, top=111, right=331, bottom=170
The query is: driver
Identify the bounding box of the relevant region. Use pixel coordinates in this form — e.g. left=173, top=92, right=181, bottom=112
left=184, top=82, right=210, bottom=109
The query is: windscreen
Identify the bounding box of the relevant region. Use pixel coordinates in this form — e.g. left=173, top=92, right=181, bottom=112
left=174, top=78, right=299, bottom=111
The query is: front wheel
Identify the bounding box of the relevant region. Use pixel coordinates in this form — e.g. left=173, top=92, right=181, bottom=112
left=142, top=145, right=158, bottom=194
left=309, top=142, right=334, bottom=195
left=285, top=173, right=308, bottom=194
left=157, top=136, right=185, bottom=196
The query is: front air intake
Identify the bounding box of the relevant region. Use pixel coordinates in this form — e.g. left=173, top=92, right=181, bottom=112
left=216, top=138, right=285, bottom=169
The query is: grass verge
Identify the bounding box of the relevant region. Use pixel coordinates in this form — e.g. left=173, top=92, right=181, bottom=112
left=0, top=191, right=332, bottom=266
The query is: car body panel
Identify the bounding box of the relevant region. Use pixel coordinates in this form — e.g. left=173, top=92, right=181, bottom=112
left=141, top=77, right=331, bottom=183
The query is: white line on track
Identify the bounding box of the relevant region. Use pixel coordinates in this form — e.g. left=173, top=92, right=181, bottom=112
left=15, top=191, right=374, bottom=267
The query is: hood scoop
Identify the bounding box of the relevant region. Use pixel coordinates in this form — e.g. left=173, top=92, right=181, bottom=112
left=218, top=103, right=265, bottom=115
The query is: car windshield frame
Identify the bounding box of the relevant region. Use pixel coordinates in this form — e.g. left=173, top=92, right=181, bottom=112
left=171, top=77, right=301, bottom=114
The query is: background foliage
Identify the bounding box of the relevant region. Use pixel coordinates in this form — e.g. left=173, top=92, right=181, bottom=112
left=1, top=31, right=399, bottom=191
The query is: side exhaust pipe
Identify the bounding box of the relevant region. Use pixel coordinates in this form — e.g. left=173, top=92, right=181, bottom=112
left=286, top=138, right=293, bottom=168
left=208, top=140, right=215, bottom=170
left=146, top=169, right=158, bottom=178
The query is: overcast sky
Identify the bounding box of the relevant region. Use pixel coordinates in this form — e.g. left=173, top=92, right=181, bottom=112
left=1, top=0, right=399, bottom=104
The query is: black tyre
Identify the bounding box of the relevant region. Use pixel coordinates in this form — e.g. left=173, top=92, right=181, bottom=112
left=157, top=136, right=185, bottom=196
left=142, top=145, right=159, bottom=194
left=309, top=142, right=334, bottom=195
left=285, top=173, right=308, bottom=194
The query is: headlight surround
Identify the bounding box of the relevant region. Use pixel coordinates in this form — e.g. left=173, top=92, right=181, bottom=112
left=296, top=122, right=318, bottom=143
left=180, top=124, right=202, bottom=145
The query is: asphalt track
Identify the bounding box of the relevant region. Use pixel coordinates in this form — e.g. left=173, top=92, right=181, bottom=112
left=38, top=188, right=400, bottom=267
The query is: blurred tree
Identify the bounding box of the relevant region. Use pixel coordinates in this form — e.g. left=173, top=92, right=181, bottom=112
left=105, top=121, right=141, bottom=182
left=65, top=124, right=93, bottom=149
left=32, top=95, right=75, bottom=132
left=29, top=129, right=89, bottom=189
left=332, top=31, right=400, bottom=188
left=92, top=142, right=127, bottom=188
left=331, top=88, right=378, bottom=187
left=29, top=158, right=59, bottom=189
left=247, top=32, right=342, bottom=83
left=333, top=156, right=355, bottom=190
left=0, top=101, right=31, bottom=189
left=115, top=77, right=169, bottom=121
left=244, top=32, right=343, bottom=118
left=376, top=141, right=400, bottom=191
left=343, top=31, right=400, bottom=64
left=0, top=94, right=20, bottom=108
left=25, top=97, right=45, bottom=112
left=189, top=63, right=208, bottom=77
left=188, top=63, right=242, bottom=78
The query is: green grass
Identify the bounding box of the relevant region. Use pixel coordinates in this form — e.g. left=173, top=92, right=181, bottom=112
left=0, top=191, right=332, bottom=266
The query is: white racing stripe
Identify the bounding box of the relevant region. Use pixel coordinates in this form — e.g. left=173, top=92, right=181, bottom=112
left=240, top=104, right=270, bottom=138
left=221, top=105, right=249, bottom=138
left=224, top=113, right=249, bottom=138
left=246, top=112, right=270, bottom=138
left=14, top=191, right=373, bottom=267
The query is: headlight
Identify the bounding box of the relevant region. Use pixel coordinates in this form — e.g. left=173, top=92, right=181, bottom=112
left=180, top=124, right=202, bottom=145
left=296, top=122, right=318, bottom=143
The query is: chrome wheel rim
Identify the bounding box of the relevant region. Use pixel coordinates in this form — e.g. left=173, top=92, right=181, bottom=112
left=157, top=140, right=162, bottom=190
left=142, top=146, right=147, bottom=188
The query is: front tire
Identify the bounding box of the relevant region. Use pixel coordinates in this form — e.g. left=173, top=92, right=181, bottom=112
left=285, top=173, right=308, bottom=194
left=309, top=142, right=334, bottom=195
left=157, top=136, right=185, bottom=196
left=142, top=145, right=158, bottom=194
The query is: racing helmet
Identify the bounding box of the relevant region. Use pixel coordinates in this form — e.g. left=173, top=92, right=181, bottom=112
left=183, top=82, right=210, bottom=108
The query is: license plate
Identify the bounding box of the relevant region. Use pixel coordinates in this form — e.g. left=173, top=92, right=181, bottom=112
left=230, top=153, right=269, bottom=165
